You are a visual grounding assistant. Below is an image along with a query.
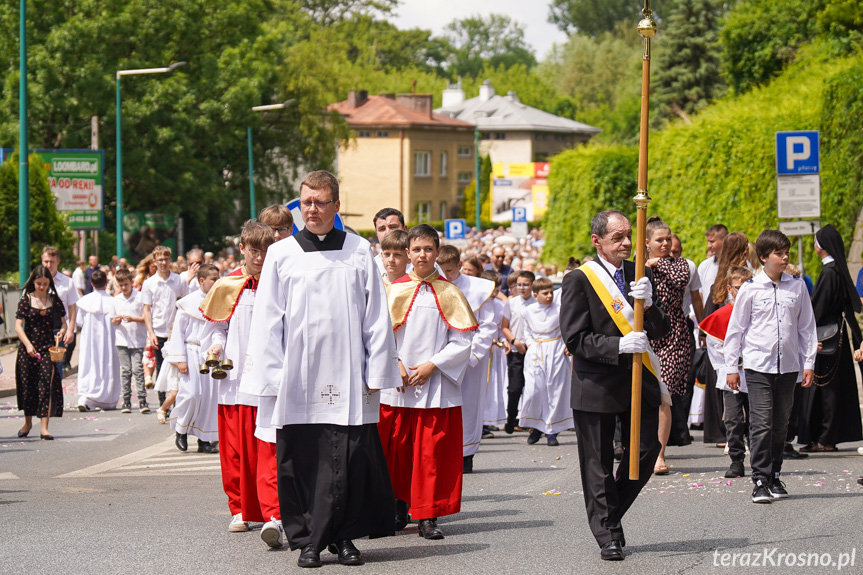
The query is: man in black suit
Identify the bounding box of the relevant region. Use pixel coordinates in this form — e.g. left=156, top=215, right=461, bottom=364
left=560, top=210, right=669, bottom=561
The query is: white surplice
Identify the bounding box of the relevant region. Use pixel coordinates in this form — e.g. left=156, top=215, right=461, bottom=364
left=166, top=290, right=218, bottom=441
left=518, top=300, right=573, bottom=434
left=483, top=298, right=508, bottom=426
left=244, top=230, right=400, bottom=427
left=381, top=283, right=473, bottom=410
left=76, top=290, right=121, bottom=409
left=449, top=273, right=496, bottom=457
left=203, top=288, right=258, bottom=408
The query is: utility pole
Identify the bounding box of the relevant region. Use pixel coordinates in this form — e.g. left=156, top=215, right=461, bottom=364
left=18, top=0, right=30, bottom=285
left=90, top=115, right=98, bottom=260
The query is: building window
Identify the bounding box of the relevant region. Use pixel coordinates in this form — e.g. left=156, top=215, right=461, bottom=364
left=376, top=130, right=389, bottom=138
left=439, top=201, right=447, bottom=221
left=457, top=171, right=473, bottom=184
left=440, top=151, right=448, bottom=177
left=357, top=130, right=371, bottom=138
left=457, top=187, right=465, bottom=201
left=457, top=145, right=471, bottom=158
left=415, top=201, right=431, bottom=223
left=414, top=151, right=431, bottom=177
left=493, top=132, right=506, bottom=140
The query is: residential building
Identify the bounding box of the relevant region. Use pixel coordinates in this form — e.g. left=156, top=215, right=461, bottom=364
left=328, top=90, right=475, bottom=228
left=435, top=80, right=601, bottom=163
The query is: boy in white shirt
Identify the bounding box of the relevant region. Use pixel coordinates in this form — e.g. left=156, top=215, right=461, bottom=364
left=380, top=230, right=410, bottom=285
left=141, top=245, right=190, bottom=407
left=501, top=271, right=536, bottom=433
left=111, top=268, right=149, bottom=413
left=723, top=230, right=817, bottom=503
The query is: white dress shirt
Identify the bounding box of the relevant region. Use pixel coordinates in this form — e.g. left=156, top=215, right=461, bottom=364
left=723, top=271, right=818, bottom=375
left=139, top=272, right=189, bottom=337
left=111, top=290, right=147, bottom=348
left=53, top=271, right=80, bottom=319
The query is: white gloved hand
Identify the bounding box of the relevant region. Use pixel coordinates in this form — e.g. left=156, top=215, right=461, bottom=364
left=619, top=331, right=649, bottom=354
left=628, top=276, right=653, bottom=308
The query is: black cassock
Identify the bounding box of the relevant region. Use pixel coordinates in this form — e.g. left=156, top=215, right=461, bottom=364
left=798, top=261, right=863, bottom=447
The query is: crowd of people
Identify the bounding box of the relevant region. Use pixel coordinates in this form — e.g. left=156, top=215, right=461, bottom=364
left=9, top=172, right=863, bottom=565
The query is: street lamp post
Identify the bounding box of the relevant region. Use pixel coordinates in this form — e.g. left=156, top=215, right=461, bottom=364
left=115, top=61, right=186, bottom=259
left=248, top=100, right=294, bottom=220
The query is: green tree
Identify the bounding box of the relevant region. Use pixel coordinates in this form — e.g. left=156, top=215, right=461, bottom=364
left=540, top=23, right=645, bottom=143
left=548, top=0, right=674, bottom=37
left=0, top=153, right=74, bottom=273
left=300, top=0, right=398, bottom=27
left=719, top=0, right=825, bottom=94
left=654, top=0, right=725, bottom=121
left=440, top=14, right=536, bottom=79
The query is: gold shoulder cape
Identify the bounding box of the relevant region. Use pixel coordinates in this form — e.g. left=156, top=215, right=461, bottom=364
left=199, top=268, right=258, bottom=323
left=387, top=270, right=478, bottom=332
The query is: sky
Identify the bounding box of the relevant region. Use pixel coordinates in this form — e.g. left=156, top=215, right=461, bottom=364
left=391, top=0, right=569, bottom=61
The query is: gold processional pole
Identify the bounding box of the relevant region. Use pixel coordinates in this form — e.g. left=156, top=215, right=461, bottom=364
left=629, top=1, right=657, bottom=481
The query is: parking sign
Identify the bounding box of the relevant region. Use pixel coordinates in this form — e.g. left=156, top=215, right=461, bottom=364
left=445, top=219, right=467, bottom=240
left=511, top=207, right=527, bottom=223
left=776, top=131, right=819, bottom=175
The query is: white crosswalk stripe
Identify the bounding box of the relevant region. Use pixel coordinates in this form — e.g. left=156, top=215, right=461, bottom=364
left=56, top=435, right=221, bottom=478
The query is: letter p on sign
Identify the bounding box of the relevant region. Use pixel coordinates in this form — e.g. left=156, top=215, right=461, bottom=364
left=785, top=136, right=810, bottom=170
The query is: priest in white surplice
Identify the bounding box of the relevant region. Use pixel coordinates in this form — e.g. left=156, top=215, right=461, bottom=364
left=76, top=270, right=121, bottom=410
left=244, top=171, right=400, bottom=569
left=436, top=245, right=497, bottom=474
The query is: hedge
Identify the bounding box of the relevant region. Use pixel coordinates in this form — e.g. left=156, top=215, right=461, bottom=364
left=545, top=45, right=863, bottom=277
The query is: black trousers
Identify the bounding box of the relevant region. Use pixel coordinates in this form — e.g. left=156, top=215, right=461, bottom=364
left=722, top=390, right=749, bottom=463
left=506, top=351, right=526, bottom=426
left=745, top=370, right=796, bottom=482
left=573, top=403, right=660, bottom=547
left=154, top=336, right=168, bottom=404
left=276, top=423, right=395, bottom=552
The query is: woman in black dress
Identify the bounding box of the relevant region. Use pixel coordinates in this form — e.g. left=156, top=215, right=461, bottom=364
left=644, top=217, right=694, bottom=474
left=14, top=266, right=67, bottom=440
left=799, top=225, right=863, bottom=451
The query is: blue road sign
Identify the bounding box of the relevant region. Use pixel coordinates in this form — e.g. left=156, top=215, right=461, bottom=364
left=286, top=198, right=344, bottom=235
left=511, top=206, right=527, bottom=223
left=776, top=131, right=819, bottom=175
left=445, top=219, right=467, bottom=240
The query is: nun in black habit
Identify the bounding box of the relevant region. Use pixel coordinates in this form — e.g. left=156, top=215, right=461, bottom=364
left=798, top=225, right=863, bottom=451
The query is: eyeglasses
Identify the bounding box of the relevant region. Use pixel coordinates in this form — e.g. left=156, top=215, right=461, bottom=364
left=245, top=248, right=266, bottom=259
left=300, top=200, right=334, bottom=210
left=271, top=226, right=291, bottom=235
left=155, top=258, right=171, bottom=263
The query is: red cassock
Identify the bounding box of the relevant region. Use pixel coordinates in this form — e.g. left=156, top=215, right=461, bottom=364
left=377, top=404, right=463, bottom=520
left=256, top=439, right=280, bottom=521
left=218, top=404, right=263, bottom=522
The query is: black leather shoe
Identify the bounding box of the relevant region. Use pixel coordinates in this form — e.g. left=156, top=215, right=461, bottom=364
left=600, top=540, right=624, bottom=561
left=327, top=540, right=363, bottom=565
left=40, top=434, right=54, bottom=440
left=783, top=444, right=808, bottom=459
left=297, top=544, right=322, bottom=568
left=175, top=433, right=188, bottom=452
left=504, top=422, right=514, bottom=434
left=395, top=499, right=410, bottom=531
left=197, top=439, right=218, bottom=453
left=17, top=427, right=31, bottom=438
left=418, top=518, right=444, bottom=540
left=527, top=429, right=542, bottom=445
left=463, top=455, right=474, bottom=474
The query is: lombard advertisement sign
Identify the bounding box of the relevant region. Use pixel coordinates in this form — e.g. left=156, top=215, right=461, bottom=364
left=36, top=149, right=105, bottom=230
left=490, top=162, right=550, bottom=222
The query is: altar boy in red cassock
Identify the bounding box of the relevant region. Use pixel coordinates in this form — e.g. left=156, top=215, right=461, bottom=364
left=378, top=224, right=477, bottom=540
left=200, top=221, right=275, bottom=533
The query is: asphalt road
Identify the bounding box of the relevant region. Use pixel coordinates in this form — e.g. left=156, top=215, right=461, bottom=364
left=2, top=382, right=862, bottom=575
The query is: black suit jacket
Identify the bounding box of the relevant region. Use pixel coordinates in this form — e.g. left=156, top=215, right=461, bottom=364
left=559, top=260, right=670, bottom=414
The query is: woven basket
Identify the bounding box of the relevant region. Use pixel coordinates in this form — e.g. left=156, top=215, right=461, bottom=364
left=49, top=346, right=66, bottom=362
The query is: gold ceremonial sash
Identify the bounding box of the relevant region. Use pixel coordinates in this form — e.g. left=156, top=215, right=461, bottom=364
left=578, top=262, right=661, bottom=383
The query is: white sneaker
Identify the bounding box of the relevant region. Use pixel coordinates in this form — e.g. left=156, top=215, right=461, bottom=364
left=857, top=447, right=863, bottom=456
left=260, top=517, right=284, bottom=548
left=228, top=513, right=249, bottom=533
